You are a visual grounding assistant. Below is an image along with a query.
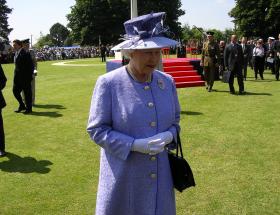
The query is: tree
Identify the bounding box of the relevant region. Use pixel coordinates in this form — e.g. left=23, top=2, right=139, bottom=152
left=138, top=0, right=185, bottom=39
left=49, top=23, right=70, bottom=47
left=67, top=0, right=185, bottom=45
left=266, top=0, right=280, bottom=36
left=229, top=0, right=280, bottom=39
left=34, top=33, right=53, bottom=48
left=0, top=0, right=12, bottom=40
left=182, top=24, right=204, bottom=42
left=67, top=0, right=129, bottom=45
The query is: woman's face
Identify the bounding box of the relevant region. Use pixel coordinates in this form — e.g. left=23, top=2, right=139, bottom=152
left=130, top=48, right=161, bottom=75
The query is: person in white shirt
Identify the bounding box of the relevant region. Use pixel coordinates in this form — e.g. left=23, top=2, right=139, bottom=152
left=252, top=40, right=265, bottom=80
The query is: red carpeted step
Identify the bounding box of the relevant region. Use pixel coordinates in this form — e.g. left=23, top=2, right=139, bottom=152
left=173, top=76, right=202, bottom=82
left=163, top=61, right=191, bottom=67
left=165, top=71, right=199, bottom=77
left=162, top=58, right=204, bottom=88
left=163, top=65, right=194, bottom=72
left=175, top=81, right=205, bottom=88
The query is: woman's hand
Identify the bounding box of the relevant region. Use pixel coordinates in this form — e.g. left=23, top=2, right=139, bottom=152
left=131, top=131, right=173, bottom=155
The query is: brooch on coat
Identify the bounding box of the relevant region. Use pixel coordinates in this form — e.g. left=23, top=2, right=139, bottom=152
left=157, top=79, right=165, bottom=90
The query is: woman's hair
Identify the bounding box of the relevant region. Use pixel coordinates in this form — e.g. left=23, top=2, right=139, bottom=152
left=121, top=49, right=135, bottom=59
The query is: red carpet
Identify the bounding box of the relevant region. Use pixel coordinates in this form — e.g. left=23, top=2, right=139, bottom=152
left=163, top=58, right=205, bottom=88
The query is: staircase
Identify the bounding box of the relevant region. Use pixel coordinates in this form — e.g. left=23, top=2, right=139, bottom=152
left=163, top=58, right=205, bottom=88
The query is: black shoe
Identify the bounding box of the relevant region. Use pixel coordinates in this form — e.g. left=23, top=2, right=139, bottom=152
left=24, top=109, right=32, bottom=114
left=230, top=91, right=235, bottom=95
left=239, top=91, right=246, bottom=95
left=15, top=105, right=26, bottom=113
left=0, top=150, right=7, bottom=157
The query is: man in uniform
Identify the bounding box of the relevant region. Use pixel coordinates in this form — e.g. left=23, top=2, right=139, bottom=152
left=22, top=39, right=37, bottom=105
left=200, top=31, right=220, bottom=92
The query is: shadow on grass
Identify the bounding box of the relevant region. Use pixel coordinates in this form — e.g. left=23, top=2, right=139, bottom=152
left=244, top=91, right=272, bottom=96
left=33, top=104, right=66, bottom=109
left=245, top=79, right=274, bottom=82
left=181, top=111, right=203, bottom=115
left=214, top=89, right=272, bottom=96
left=27, top=111, right=63, bottom=118
left=0, top=152, right=53, bottom=174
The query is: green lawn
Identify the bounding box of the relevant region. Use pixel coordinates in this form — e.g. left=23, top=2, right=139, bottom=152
left=0, top=58, right=279, bottom=214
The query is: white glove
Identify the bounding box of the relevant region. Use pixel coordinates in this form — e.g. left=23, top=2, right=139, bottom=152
left=131, top=131, right=173, bottom=155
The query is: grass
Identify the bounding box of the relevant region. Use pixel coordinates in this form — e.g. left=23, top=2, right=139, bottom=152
left=0, top=57, right=279, bottom=214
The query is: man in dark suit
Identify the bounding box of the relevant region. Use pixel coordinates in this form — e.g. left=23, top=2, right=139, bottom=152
left=265, top=37, right=275, bottom=74
left=0, top=63, right=7, bottom=157
left=100, top=44, right=107, bottom=62
left=22, top=39, right=37, bottom=105
left=240, top=37, right=251, bottom=81
left=273, top=33, right=280, bottom=81
left=12, top=39, right=34, bottom=113
left=224, top=35, right=245, bottom=94
left=219, top=40, right=226, bottom=77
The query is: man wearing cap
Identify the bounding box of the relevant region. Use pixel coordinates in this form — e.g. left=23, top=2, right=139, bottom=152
left=200, top=31, right=220, bottom=92
left=265, top=37, right=275, bottom=75
left=12, top=39, right=34, bottom=113
left=273, top=33, right=280, bottom=80
left=22, top=39, right=37, bottom=105
left=224, top=35, right=245, bottom=94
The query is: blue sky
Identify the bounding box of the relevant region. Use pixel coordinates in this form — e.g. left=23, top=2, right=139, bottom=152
left=7, top=0, right=235, bottom=44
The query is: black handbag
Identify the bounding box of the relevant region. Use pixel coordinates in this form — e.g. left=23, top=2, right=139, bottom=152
left=222, top=70, right=231, bottom=83
left=168, top=132, right=195, bottom=192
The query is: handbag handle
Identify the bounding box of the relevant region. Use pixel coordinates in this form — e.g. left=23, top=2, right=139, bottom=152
left=175, top=132, right=184, bottom=158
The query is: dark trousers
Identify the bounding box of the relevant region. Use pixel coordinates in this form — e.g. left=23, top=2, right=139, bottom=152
left=242, top=59, right=248, bottom=80
left=253, top=56, right=265, bottom=79
left=204, top=65, right=216, bottom=88
left=275, top=60, right=280, bottom=81
left=13, top=81, right=32, bottom=111
left=101, top=55, right=106, bottom=62
left=0, top=110, right=5, bottom=151
left=228, top=66, right=244, bottom=93
left=267, top=62, right=275, bottom=74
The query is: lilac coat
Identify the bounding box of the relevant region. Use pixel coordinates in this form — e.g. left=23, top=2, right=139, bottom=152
left=87, top=66, right=181, bottom=215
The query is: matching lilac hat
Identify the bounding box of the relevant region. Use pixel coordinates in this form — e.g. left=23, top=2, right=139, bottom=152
left=112, top=12, right=178, bottom=50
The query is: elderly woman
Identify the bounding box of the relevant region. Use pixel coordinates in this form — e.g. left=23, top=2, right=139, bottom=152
left=87, top=12, right=180, bottom=215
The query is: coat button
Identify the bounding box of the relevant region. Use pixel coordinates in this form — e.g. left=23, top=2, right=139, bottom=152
left=150, top=121, right=156, bottom=127
left=147, top=102, right=154, bottom=108
left=150, top=173, right=157, bottom=179
left=150, top=156, right=156, bottom=161
left=144, top=85, right=150, bottom=90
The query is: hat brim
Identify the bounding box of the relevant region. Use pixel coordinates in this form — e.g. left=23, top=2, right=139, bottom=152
left=112, top=37, right=178, bottom=51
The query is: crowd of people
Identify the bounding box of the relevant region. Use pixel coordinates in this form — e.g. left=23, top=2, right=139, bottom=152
left=200, top=32, right=280, bottom=94
left=0, top=44, right=115, bottom=63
